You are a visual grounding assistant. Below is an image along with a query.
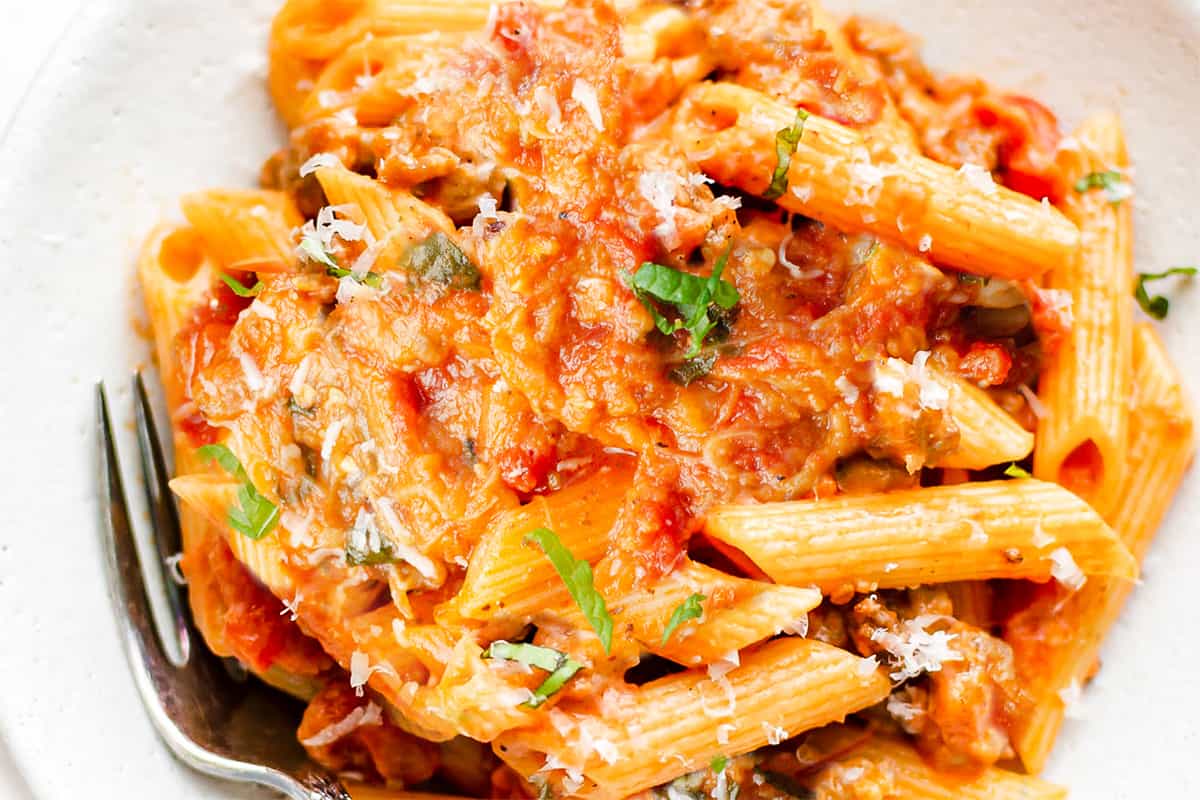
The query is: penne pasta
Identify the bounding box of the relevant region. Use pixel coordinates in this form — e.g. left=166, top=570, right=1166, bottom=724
left=672, top=81, right=1080, bottom=280
left=1010, top=323, right=1195, bottom=772
left=180, top=189, right=302, bottom=272
left=1033, top=112, right=1134, bottom=517
left=935, top=371, right=1035, bottom=470
left=704, top=480, right=1137, bottom=594
left=449, top=463, right=636, bottom=622
left=495, top=638, right=891, bottom=798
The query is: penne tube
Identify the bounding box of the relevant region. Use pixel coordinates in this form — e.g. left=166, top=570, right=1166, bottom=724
left=704, top=480, right=1137, bottom=595
left=606, top=560, right=820, bottom=666
left=180, top=189, right=302, bottom=272
left=1010, top=323, right=1195, bottom=772
left=449, top=463, right=635, bottom=621
left=1033, top=112, right=1134, bottom=518
left=496, top=638, right=890, bottom=798
left=672, top=82, right=1079, bottom=280
left=314, top=166, right=454, bottom=244
left=934, top=371, right=1035, bottom=469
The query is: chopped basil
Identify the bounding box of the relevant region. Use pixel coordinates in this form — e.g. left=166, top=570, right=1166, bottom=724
left=1004, top=463, right=1032, bottom=479
left=668, top=351, right=718, bottom=386
left=710, top=755, right=728, bottom=774
left=1073, top=170, right=1130, bottom=205
left=327, top=264, right=384, bottom=288
left=1135, top=267, right=1196, bottom=320
left=219, top=273, right=263, bottom=298
left=661, top=593, right=706, bottom=645
left=287, top=397, right=315, bottom=417
left=625, top=248, right=740, bottom=359
left=485, top=640, right=583, bottom=708
left=196, top=444, right=280, bottom=540
left=763, top=109, right=810, bottom=200
left=524, top=527, right=614, bottom=654
left=298, top=234, right=339, bottom=269
left=299, top=233, right=383, bottom=286
left=399, top=231, right=481, bottom=290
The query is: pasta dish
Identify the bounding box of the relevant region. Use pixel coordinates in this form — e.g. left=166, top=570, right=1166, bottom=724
left=138, top=0, right=1196, bottom=796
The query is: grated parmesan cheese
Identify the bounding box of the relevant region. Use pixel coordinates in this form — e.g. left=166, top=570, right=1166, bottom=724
left=857, top=655, right=880, bottom=676
left=237, top=350, right=264, bottom=393
left=320, top=418, right=345, bottom=464
left=638, top=170, right=683, bottom=250
left=716, top=723, right=735, bottom=746
left=1049, top=547, right=1087, bottom=591
left=835, top=375, right=861, bottom=404
left=374, top=497, right=440, bottom=580
left=762, top=722, right=788, bottom=745
left=571, top=78, right=604, bottom=131
left=300, top=701, right=383, bottom=747
left=958, top=163, right=998, bottom=196
left=918, top=233, right=933, bottom=253
left=299, top=152, right=343, bottom=177
left=872, top=353, right=948, bottom=411
left=870, top=617, right=963, bottom=682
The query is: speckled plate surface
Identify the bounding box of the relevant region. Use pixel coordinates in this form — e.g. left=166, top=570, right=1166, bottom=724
left=1, top=1, right=1197, bottom=797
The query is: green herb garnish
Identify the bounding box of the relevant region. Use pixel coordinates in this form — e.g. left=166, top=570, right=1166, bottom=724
left=1135, top=267, right=1197, bottom=320
left=524, top=528, right=614, bottom=654
left=625, top=248, right=739, bottom=358
left=326, top=264, right=384, bottom=287
left=219, top=273, right=263, bottom=298
left=763, top=109, right=810, bottom=201
left=661, top=593, right=706, bottom=645
left=1073, top=170, right=1130, bottom=205
left=196, top=444, right=280, bottom=540
left=1004, top=463, right=1032, bottom=479
left=710, top=755, right=728, bottom=774
left=485, top=641, right=583, bottom=708
left=400, top=231, right=481, bottom=290
left=299, top=234, right=383, bottom=287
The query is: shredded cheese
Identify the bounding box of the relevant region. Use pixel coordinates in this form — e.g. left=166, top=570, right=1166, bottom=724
left=299, top=152, right=343, bottom=177
left=870, top=617, right=963, bottom=681
left=1049, top=547, right=1087, bottom=591
left=300, top=701, right=383, bottom=747
left=571, top=78, right=604, bottom=131
left=958, top=163, right=998, bottom=196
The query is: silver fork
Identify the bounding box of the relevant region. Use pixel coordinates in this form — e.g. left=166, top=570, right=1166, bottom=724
left=96, top=375, right=351, bottom=800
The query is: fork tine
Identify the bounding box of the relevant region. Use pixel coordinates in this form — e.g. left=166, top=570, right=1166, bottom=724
left=133, top=371, right=192, bottom=666
left=96, top=382, right=171, bottom=674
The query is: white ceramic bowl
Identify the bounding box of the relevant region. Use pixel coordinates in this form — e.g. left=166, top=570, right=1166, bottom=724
left=1, top=1, right=1197, bottom=797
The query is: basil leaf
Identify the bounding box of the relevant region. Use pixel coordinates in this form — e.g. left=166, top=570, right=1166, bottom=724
left=1004, top=463, right=1032, bottom=479
left=485, top=640, right=583, bottom=708
left=710, top=755, right=728, bottom=774
left=668, top=351, right=718, bottom=386
left=219, top=273, right=263, bottom=298
left=661, top=593, right=706, bottom=645
left=326, top=264, right=384, bottom=288
left=1135, top=267, right=1196, bottom=320
left=197, top=444, right=280, bottom=540
left=527, top=660, right=583, bottom=708
left=485, top=641, right=567, bottom=672
left=763, top=109, right=809, bottom=201
left=1073, top=170, right=1130, bottom=205
left=524, top=527, right=614, bottom=654
left=400, top=231, right=481, bottom=290
left=626, top=248, right=740, bottom=358
left=298, top=234, right=339, bottom=269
